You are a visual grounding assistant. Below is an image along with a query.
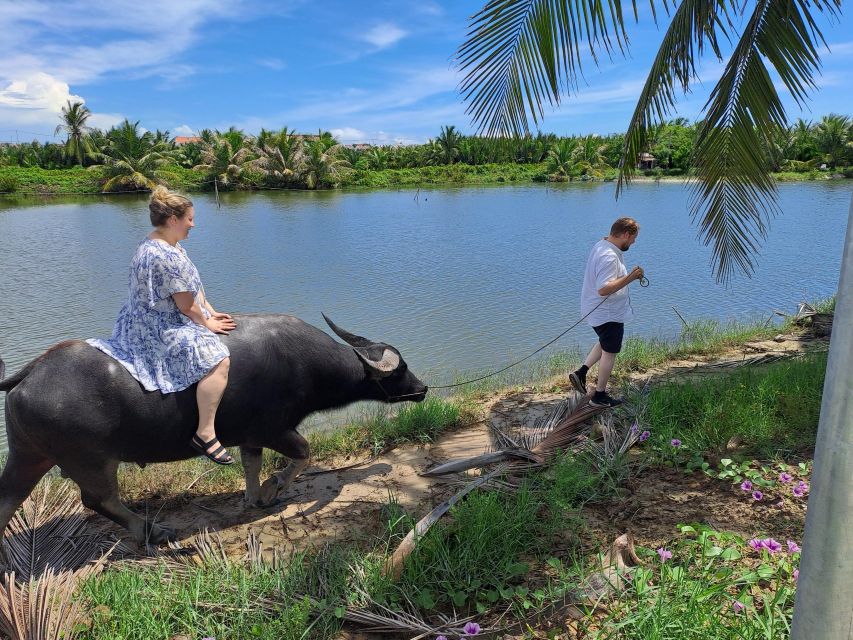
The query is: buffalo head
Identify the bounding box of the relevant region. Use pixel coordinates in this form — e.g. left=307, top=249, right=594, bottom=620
left=322, top=314, right=428, bottom=403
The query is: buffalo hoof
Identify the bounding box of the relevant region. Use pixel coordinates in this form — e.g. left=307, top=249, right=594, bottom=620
left=259, top=475, right=285, bottom=505
left=144, top=523, right=177, bottom=546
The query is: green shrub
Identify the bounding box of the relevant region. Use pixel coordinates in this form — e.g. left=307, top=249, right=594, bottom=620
left=0, top=174, right=18, bottom=192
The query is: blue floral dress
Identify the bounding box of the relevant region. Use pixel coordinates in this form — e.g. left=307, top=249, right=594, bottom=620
left=88, top=238, right=230, bottom=393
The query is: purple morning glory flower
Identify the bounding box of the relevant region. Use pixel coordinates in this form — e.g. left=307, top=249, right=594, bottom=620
left=732, top=600, right=745, bottom=613
left=748, top=538, right=763, bottom=550
left=630, top=422, right=639, bottom=434
left=463, top=622, right=481, bottom=636
left=793, top=485, right=805, bottom=497
left=436, top=636, right=448, bottom=640
left=639, top=430, right=650, bottom=442
left=787, top=540, right=801, bottom=553
left=740, top=480, right=753, bottom=491
left=656, top=547, right=672, bottom=562
left=671, top=438, right=682, bottom=447
left=763, top=538, right=782, bottom=553
left=752, top=490, right=763, bottom=501
left=793, top=569, right=800, bottom=581
left=779, top=472, right=793, bottom=483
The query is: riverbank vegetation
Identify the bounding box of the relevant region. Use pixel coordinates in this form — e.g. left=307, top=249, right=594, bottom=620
left=12, top=301, right=813, bottom=640
left=79, top=350, right=823, bottom=639
left=2, top=106, right=853, bottom=194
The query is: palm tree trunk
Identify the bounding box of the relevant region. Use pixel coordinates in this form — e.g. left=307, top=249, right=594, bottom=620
left=790, top=194, right=853, bottom=638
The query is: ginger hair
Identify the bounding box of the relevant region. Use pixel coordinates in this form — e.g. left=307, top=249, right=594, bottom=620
left=610, top=217, right=640, bottom=236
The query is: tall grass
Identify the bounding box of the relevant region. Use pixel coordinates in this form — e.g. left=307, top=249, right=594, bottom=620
left=81, top=545, right=379, bottom=640
left=643, top=352, right=826, bottom=458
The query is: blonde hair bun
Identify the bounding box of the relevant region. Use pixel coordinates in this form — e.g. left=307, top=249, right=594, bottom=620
left=149, top=186, right=193, bottom=226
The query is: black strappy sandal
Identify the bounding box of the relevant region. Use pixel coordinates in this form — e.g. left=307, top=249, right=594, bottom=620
left=190, top=433, right=234, bottom=465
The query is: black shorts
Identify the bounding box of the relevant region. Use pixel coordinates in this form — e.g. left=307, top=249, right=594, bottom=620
left=593, top=322, right=625, bottom=353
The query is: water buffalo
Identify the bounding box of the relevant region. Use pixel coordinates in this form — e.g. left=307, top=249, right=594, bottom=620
left=0, top=314, right=428, bottom=546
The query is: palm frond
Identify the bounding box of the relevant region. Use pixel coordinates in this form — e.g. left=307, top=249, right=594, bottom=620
left=617, top=0, right=731, bottom=192
left=1, top=481, right=120, bottom=640
left=692, top=0, right=840, bottom=282
left=457, top=0, right=632, bottom=136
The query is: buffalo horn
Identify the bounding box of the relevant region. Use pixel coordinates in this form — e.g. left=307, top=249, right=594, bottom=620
left=356, top=347, right=400, bottom=373
left=322, top=313, right=373, bottom=348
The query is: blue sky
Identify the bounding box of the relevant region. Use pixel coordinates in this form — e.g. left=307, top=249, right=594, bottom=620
left=1, top=0, right=851, bottom=145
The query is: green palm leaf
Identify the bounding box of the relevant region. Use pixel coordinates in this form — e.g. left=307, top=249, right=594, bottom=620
left=457, top=0, right=632, bottom=136
left=692, top=0, right=839, bottom=282
left=459, top=0, right=841, bottom=281
left=617, top=0, right=730, bottom=192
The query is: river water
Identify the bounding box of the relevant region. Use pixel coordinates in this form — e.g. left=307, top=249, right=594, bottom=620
left=1, top=181, right=850, bottom=450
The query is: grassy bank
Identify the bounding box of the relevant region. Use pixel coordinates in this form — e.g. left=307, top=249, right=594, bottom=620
left=81, top=348, right=824, bottom=639
left=20, top=302, right=827, bottom=639
left=2, top=163, right=850, bottom=195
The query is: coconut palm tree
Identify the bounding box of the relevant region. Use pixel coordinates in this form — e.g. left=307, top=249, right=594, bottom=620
left=92, top=120, right=172, bottom=191
left=813, top=113, right=851, bottom=168
left=456, top=0, right=843, bottom=282
left=194, top=137, right=251, bottom=187
left=436, top=125, right=462, bottom=164
left=570, top=136, right=610, bottom=178
left=545, top=138, right=577, bottom=180
left=54, top=100, right=94, bottom=166
left=249, top=127, right=303, bottom=184
left=299, top=140, right=350, bottom=189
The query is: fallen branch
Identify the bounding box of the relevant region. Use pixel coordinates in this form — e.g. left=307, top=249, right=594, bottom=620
left=383, top=466, right=506, bottom=581
left=421, top=449, right=542, bottom=477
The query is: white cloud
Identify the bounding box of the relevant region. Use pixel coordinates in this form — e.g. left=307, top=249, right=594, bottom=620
left=88, top=112, right=125, bottom=131
left=0, top=0, right=281, bottom=134
left=823, top=41, right=853, bottom=56
left=330, top=127, right=369, bottom=141
left=0, top=72, right=123, bottom=138
left=257, top=57, right=287, bottom=70
left=360, top=22, right=408, bottom=49
left=173, top=124, right=198, bottom=136
left=0, top=72, right=82, bottom=110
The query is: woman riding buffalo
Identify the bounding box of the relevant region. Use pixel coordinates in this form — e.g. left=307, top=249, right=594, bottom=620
left=88, top=186, right=236, bottom=464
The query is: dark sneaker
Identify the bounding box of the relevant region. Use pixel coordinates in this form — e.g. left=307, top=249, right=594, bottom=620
left=569, top=370, right=587, bottom=394
left=589, top=391, right=623, bottom=408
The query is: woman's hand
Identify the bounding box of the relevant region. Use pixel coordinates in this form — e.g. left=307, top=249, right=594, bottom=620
left=206, top=313, right=237, bottom=335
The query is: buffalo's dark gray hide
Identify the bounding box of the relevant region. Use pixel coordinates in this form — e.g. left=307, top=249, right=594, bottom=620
left=0, top=314, right=427, bottom=547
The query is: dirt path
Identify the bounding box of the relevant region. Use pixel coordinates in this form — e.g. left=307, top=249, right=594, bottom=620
left=100, top=332, right=822, bottom=557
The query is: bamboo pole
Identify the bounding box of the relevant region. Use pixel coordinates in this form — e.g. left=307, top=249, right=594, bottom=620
left=790, top=195, right=853, bottom=639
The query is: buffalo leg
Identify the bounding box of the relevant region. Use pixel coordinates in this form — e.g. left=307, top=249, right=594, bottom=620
left=0, top=451, right=55, bottom=564
left=67, top=459, right=176, bottom=545
left=241, top=445, right=264, bottom=506
left=258, top=431, right=310, bottom=506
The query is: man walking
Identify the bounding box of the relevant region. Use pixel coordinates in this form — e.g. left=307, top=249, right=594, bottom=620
left=569, top=217, right=644, bottom=408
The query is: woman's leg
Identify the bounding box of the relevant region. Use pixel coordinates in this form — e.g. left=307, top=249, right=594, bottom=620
left=194, top=357, right=231, bottom=461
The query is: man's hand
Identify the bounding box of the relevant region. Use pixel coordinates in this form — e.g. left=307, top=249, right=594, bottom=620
left=630, top=266, right=645, bottom=282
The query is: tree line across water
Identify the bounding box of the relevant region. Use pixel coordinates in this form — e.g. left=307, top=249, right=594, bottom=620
left=1, top=100, right=852, bottom=193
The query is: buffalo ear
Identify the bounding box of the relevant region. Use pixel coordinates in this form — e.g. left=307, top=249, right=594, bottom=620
left=354, top=347, right=401, bottom=379
left=322, top=313, right=373, bottom=348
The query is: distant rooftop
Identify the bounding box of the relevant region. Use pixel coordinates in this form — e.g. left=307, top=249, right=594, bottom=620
left=174, top=136, right=202, bottom=145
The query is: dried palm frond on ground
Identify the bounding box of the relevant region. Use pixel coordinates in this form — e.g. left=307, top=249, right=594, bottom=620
left=790, top=302, right=833, bottom=336
left=1, top=481, right=119, bottom=640
left=2, top=482, right=122, bottom=579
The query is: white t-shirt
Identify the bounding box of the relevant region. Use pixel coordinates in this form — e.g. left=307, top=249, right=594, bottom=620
left=581, top=238, right=634, bottom=326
